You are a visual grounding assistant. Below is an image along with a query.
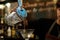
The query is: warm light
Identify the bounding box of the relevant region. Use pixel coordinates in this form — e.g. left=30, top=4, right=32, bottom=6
left=1, top=36, right=4, bottom=38
left=0, top=29, right=3, bottom=34
left=53, top=0, right=57, bottom=4
left=33, top=3, right=37, bottom=7
left=31, top=34, right=34, bottom=38
left=27, top=10, right=30, bottom=13
left=28, top=34, right=34, bottom=38
left=33, top=8, right=37, bottom=12
left=0, top=0, right=5, bottom=2
left=0, top=4, right=5, bottom=9
left=1, top=18, right=3, bottom=24
left=5, top=3, right=11, bottom=8
left=28, top=34, right=31, bottom=38
left=5, top=3, right=11, bottom=14
left=7, top=27, right=11, bottom=37
left=36, top=0, right=40, bottom=2
left=27, top=10, right=31, bottom=13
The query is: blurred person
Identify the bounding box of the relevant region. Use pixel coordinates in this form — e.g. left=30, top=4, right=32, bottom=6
left=28, top=1, right=60, bottom=40
left=47, top=0, right=60, bottom=38
left=52, top=0, right=60, bottom=38
left=45, top=1, right=60, bottom=40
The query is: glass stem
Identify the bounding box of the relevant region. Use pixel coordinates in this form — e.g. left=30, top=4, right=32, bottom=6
left=25, top=38, right=29, bottom=40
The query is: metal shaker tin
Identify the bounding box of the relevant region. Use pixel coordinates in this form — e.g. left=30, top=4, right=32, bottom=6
left=6, top=12, right=22, bottom=26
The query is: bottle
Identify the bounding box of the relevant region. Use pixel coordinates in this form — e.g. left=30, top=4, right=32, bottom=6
left=11, top=27, right=16, bottom=38
left=0, top=28, right=4, bottom=39
left=7, top=27, right=11, bottom=37
left=1, top=18, right=3, bottom=24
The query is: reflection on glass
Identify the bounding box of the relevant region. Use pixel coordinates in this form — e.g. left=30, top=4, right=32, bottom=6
left=20, top=29, right=34, bottom=40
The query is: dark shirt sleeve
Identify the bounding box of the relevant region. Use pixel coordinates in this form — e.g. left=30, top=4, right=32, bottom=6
left=50, top=23, right=58, bottom=37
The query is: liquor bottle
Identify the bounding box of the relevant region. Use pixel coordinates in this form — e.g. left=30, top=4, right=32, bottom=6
left=0, top=27, right=4, bottom=39
left=7, top=27, right=11, bottom=37
left=11, top=26, right=16, bottom=38
left=1, top=18, right=3, bottom=24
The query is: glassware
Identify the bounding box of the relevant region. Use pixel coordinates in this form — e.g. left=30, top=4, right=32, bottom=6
left=19, top=29, right=34, bottom=40
left=7, top=27, right=11, bottom=37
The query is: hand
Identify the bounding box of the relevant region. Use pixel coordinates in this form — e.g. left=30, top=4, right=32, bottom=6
left=23, top=19, right=28, bottom=27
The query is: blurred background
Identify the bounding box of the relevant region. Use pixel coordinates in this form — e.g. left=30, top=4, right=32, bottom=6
left=0, top=0, right=58, bottom=40
left=0, top=0, right=57, bottom=21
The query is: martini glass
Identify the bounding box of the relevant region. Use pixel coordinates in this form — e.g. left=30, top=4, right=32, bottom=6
left=19, top=29, right=34, bottom=40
